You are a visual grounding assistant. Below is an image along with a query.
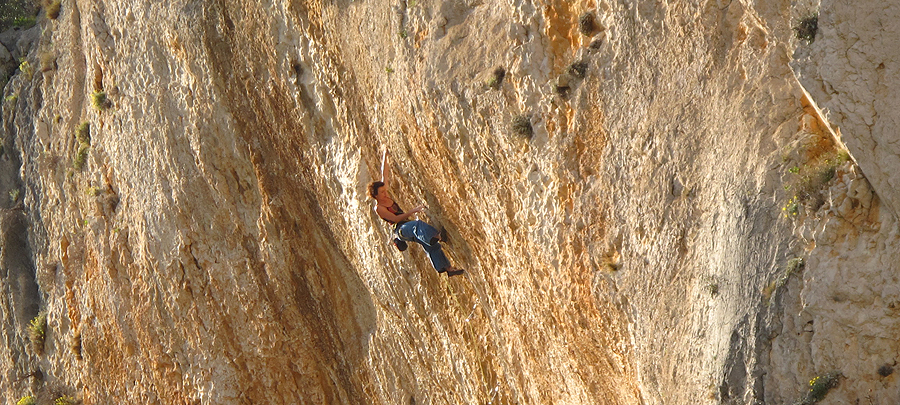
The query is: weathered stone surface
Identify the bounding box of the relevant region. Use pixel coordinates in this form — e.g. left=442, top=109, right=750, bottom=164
left=798, top=0, right=900, bottom=217
left=0, top=0, right=896, bottom=404
left=0, top=28, right=19, bottom=84
left=0, top=26, right=39, bottom=62
left=0, top=41, right=11, bottom=64
left=765, top=165, right=900, bottom=404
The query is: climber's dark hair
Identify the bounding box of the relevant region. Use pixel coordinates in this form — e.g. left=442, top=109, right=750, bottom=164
left=368, top=181, right=385, bottom=199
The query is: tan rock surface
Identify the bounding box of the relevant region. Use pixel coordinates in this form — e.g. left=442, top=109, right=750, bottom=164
left=765, top=165, right=900, bottom=404
left=0, top=0, right=895, bottom=404
left=797, top=0, right=900, bottom=217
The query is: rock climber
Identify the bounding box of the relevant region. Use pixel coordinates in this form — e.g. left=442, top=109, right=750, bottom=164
left=368, top=149, right=464, bottom=276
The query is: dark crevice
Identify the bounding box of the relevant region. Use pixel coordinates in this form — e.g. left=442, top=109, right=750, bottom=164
left=1, top=209, right=40, bottom=327
left=0, top=45, right=41, bottom=341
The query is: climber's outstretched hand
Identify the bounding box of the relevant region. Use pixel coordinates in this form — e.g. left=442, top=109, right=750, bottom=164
left=380, top=148, right=392, bottom=186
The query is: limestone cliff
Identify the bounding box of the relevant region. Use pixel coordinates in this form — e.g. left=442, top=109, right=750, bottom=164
left=0, top=0, right=896, bottom=404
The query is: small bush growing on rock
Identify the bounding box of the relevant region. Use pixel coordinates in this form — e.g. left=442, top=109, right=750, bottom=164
left=782, top=147, right=850, bottom=215
left=568, top=60, right=588, bottom=79
left=794, top=150, right=849, bottom=200
left=75, top=121, right=90, bottom=144
left=785, top=257, right=804, bottom=274
left=578, top=12, right=595, bottom=36
left=5, top=94, right=19, bottom=104
left=806, top=371, right=840, bottom=403
left=73, top=143, right=90, bottom=170
left=54, top=396, right=77, bottom=405
left=555, top=74, right=571, bottom=97
left=878, top=364, right=894, bottom=377
left=13, top=15, right=36, bottom=29
left=511, top=115, right=533, bottom=138
left=44, top=0, right=61, bottom=19
left=795, top=14, right=818, bottom=43
left=19, top=60, right=34, bottom=81
left=91, top=90, right=110, bottom=111
left=27, top=312, right=47, bottom=354
left=16, top=396, right=36, bottom=405
left=781, top=196, right=799, bottom=218
left=486, top=66, right=505, bottom=90
left=39, top=51, right=56, bottom=72
left=776, top=257, right=804, bottom=287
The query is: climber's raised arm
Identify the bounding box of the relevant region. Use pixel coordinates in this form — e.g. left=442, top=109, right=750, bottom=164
left=380, top=149, right=392, bottom=188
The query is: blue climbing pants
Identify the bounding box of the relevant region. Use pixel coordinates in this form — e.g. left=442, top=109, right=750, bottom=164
left=397, top=220, right=450, bottom=272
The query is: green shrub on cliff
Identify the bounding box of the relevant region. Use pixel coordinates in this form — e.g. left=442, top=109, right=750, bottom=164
left=40, top=51, right=56, bottom=72
left=781, top=147, right=850, bottom=217
left=19, top=60, right=34, bottom=81
left=73, top=143, right=90, bottom=170
left=14, top=16, right=36, bottom=28
left=16, top=396, right=35, bottom=405
left=578, top=12, right=595, bottom=36
left=54, top=395, right=77, bottom=405
left=794, top=150, right=849, bottom=199
left=91, top=90, right=110, bottom=111
left=486, top=66, right=505, bottom=90
left=44, top=0, right=61, bottom=20
left=511, top=115, right=533, bottom=138
left=776, top=257, right=804, bottom=288
left=569, top=60, right=588, bottom=79
left=75, top=121, right=90, bottom=144
left=27, top=312, right=47, bottom=354
left=795, top=14, right=818, bottom=43
left=793, top=371, right=840, bottom=404
left=808, top=372, right=840, bottom=401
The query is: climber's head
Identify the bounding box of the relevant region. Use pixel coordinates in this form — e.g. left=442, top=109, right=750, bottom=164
left=368, top=181, right=386, bottom=200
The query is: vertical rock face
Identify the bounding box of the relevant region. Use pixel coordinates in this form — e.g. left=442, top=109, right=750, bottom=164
left=798, top=0, right=900, bottom=216
left=0, top=0, right=895, bottom=404
left=772, top=1, right=900, bottom=404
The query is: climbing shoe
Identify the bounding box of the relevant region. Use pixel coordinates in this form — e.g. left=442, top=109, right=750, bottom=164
left=446, top=268, right=465, bottom=277
left=392, top=238, right=408, bottom=252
